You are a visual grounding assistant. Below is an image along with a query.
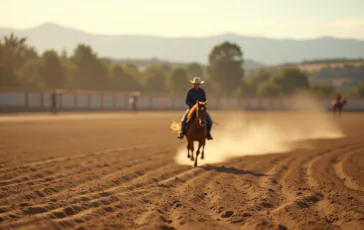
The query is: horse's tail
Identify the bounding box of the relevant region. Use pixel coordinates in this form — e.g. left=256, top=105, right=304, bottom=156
left=170, top=120, right=181, bottom=133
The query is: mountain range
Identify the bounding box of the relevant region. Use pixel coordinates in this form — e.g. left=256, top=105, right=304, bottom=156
left=1, top=22, right=364, bottom=68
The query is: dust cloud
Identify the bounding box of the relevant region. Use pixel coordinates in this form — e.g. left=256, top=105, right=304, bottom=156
left=175, top=91, right=345, bottom=166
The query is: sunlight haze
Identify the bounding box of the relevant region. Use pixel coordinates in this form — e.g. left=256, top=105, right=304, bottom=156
left=1, top=0, right=364, bottom=39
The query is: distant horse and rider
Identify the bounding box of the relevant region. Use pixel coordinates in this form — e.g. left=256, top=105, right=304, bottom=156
left=332, top=94, right=347, bottom=116
left=170, top=77, right=214, bottom=167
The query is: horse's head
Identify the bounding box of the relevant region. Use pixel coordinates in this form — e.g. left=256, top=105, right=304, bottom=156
left=196, top=100, right=208, bottom=127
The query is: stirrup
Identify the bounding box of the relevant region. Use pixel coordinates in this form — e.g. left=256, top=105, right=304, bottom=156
left=177, top=132, right=184, bottom=139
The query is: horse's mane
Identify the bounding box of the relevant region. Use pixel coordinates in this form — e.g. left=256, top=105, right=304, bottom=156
left=187, top=101, right=208, bottom=122
left=187, top=104, right=198, bottom=122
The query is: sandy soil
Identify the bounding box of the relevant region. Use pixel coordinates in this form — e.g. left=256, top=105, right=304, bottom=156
left=0, top=111, right=364, bottom=230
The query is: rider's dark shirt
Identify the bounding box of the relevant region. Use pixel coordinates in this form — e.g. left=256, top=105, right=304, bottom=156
left=337, top=96, right=341, bottom=101
left=185, top=87, right=207, bottom=108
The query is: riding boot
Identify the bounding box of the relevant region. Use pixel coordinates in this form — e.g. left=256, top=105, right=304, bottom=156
left=177, top=121, right=187, bottom=139
left=206, top=122, right=213, bottom=140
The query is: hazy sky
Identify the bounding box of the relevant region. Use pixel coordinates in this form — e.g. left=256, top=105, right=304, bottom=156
left=1, top=0, right=364, bottom=39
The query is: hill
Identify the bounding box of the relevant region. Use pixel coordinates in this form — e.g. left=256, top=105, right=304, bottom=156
left=1, top=22, right=364, bottom=67
left=103, top=57, right=264, bottom=71
left=266, top=58, right=364, bottom=73
left=255, top=58, right=364, bottom=90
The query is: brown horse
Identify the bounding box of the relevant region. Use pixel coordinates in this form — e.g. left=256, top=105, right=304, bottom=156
left=185, top=100, right=208, bottom=167
left=332, top=99, right=347, bottom=116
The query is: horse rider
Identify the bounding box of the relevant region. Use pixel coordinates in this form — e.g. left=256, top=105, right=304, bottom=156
left=177, top=77, right=213, bottom=140
left=336, top=94, right=342, bottom=104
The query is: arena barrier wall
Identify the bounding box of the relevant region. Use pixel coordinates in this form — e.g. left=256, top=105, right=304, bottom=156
left=1, top=90, right=364, bottom=112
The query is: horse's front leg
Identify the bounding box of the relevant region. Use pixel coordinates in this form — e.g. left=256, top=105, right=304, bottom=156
left=201, top=144, right=205, bottom=160
left=200, top=137, right=206, bottom=160
left=196, top=142, right=201, bottom=156
left=189, top=140, right=194, bottom=162
left=187, top=143, right=190, bottom=159
left=194, top=142, right=201, bottom=167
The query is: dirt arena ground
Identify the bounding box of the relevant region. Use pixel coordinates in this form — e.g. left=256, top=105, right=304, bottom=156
left=0, top=111, right=363, bottom=230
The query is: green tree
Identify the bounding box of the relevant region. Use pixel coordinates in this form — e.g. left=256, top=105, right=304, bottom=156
left=143, top=67, right=166, bottom=93
left=158, top=62, right=173, bottom=74
left=61, top=48, right=68, bottom=60
left=250, top=69, right=271, bottom=86
left=124, top=64, right=140, bottom=77
left=234, top=80, right=257, bottom=97
left=208, top=41, right=244, bottom=95
left=18, top=59, right=43, bottom=89
left=311, top=84, right=335, bottom=97
left=271, top=68, right=310, bottom=95
left=69, top=44, right=109, bottom=91
left=110, top=65, right=141, bottom=91
left=166, top=68, right=189, bottom=95
left=202, top=81, right=219, bottom=96
left=0, top=33, right=38, bottom=87
left=38, top=50, right=66, bottom=88
left=258, top=82, right=281, bottom=97
left=356, top=83, right=364, bottom=96
left=186, top=62, right=203, bottom=77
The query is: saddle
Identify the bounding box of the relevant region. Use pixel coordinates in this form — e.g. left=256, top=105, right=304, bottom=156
left=332, top=100, right=341, bottom=106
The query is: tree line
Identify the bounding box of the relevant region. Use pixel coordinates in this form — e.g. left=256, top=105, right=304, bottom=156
left=1, top=33, right=363, bottom=98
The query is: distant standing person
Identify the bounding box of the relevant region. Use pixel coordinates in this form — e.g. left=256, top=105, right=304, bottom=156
left=51, top=89, right=57, bottom=114
left=129, top=95, right=138, bottom=111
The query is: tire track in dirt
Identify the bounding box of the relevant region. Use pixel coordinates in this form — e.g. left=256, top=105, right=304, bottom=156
left=1, top=188, right=151, bottom=229
left=151, top=154, right=287, bottom=230
left=2, top=112, right=364, bottom=230
left=304, top=142, right=364, bottom=229
left=134, top=167, right=233, bottom=230
left=169, top=171, right=227, bottom=230
left=73, top=164, right=210, bottom=229
left=226, top=153, right=303, bottom=230
left=0, top=147, right=166, bottom=207
left=1, top=150, right=204, bottom=229
left=0, top=145, right=153, bottom=176
left=268, top=150, right=333, bottom=229
left=72, top=154, right=231, bottom=229
left=205, top=156, right=277, bottom=225
left=126, top=151, right=219, bottom=230
left=0, top=168, right=170, bottom=226
left=334, top=151, right=364, bottom=191
left=253, top=154, right=302, bottom=229
left=0, top=148, right=181, bottom=228
left=134, top=170, right=209, bottom=230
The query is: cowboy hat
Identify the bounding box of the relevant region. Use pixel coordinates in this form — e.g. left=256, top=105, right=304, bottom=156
left=190, top=77, right=204, bottom=84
